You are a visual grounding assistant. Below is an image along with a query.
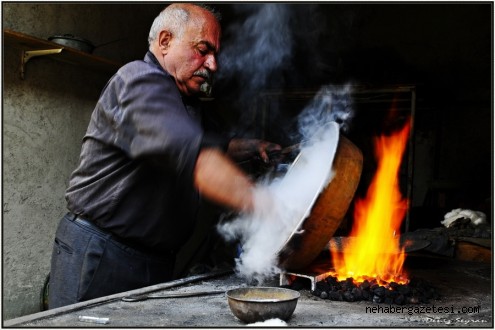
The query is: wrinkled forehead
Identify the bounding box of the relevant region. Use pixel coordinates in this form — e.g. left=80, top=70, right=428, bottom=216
left=191, top=9, right=221, bottom=44
left=183, top=11, right=221, bottom=50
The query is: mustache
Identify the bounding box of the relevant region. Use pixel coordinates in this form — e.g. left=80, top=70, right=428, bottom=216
left=193, top=69, right=213, bottom=81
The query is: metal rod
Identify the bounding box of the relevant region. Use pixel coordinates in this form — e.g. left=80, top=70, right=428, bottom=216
left=121, top=290, right=225, bottom=302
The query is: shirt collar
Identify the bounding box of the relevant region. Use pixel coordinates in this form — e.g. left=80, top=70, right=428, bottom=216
left=144, top=51, right=164, bottom=70
left=143, top=51, right=202, bottom=109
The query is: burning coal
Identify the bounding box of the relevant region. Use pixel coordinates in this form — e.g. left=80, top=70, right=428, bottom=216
left=309, top=274, right=439, bottom=305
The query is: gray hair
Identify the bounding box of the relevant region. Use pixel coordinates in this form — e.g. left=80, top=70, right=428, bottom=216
left=148, top=4, right=221, bottom=47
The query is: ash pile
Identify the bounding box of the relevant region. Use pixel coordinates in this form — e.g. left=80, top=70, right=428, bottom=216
left=444, top=216, right=491, bottom=238
left=308, top=276, right=440, bottom=305
left=403, top=208, right=491, bottom=257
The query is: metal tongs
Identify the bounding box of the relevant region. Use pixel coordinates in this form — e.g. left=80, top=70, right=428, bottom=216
left=267, top=143, right=301, bottom=158
left=121, top=290, right=225, bottom=302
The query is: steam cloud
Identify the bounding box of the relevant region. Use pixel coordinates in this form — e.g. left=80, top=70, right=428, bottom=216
left=217, top=85, right=354, bottom=284
left=214, top=4, right=355, bottom=283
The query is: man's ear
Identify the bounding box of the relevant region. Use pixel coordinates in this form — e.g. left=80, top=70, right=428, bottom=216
left=158, top=30, right=173, bottom=54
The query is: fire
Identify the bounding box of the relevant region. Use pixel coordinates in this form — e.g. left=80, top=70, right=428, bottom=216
left=331, top=119, right=411, bottom=285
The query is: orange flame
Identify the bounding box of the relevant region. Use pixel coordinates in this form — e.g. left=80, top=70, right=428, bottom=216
left=331, top=119, right=411, bottom=285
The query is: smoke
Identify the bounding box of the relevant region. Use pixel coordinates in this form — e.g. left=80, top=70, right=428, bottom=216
left=298, top=84, right=354, bottom=137
left=216, top=4, right=293, bottom=106
left=217, top=85, right=354, bottom=284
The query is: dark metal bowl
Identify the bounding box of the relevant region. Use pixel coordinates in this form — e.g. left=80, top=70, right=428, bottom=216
left=226, top=287, right=300, bottom=323
left=48, top=34, right=95, bottom=53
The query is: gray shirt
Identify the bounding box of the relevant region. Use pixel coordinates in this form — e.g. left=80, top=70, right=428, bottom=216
left=66, top=52, right=222, bottom=253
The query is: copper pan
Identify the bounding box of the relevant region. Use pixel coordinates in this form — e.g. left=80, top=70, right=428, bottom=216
left=276, top=132, right=363, bottom=270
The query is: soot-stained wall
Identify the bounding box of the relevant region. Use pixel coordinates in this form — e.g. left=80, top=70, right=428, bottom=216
left=2, top=3, right=163, bottom=319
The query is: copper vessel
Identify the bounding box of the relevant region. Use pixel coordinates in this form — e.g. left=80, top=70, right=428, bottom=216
left=277, top=134, right=363, bottom=270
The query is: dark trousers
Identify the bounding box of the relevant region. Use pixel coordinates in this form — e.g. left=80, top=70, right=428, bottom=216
left=48, top=213, right=176, bottom=309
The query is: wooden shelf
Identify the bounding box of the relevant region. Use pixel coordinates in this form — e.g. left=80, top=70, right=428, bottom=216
left=4, top=29, right=122, bottom=78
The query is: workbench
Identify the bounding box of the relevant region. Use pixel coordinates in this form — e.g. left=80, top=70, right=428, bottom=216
left=4, top=256, right=492, bottom=327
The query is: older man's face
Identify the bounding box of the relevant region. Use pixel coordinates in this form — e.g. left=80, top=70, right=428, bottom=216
left=165, top=12, right=221, bottom=96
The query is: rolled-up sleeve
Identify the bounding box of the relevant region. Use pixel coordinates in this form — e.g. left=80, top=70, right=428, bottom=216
left=91, top=61, right=203, bottom=175
left=66, top=55, right=207, bottom=250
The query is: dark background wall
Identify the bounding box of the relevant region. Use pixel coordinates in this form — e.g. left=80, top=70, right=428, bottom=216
left=210, top=3, right=492, bottom=229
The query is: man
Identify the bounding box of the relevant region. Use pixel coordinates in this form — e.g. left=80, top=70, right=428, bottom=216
left=48, top=3, right=280, bottom=309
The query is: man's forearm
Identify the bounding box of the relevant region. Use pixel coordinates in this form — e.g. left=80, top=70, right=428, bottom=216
left=194, top=148, right=254, bottom=212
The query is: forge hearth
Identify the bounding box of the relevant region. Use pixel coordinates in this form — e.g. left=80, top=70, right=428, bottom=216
left=280, top=250, right=459, bottom=307
left=285, top=273, right=439, bottom=305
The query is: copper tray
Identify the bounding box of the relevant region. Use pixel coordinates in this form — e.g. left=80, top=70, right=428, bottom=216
left=276, top=129, right=363, bottom=270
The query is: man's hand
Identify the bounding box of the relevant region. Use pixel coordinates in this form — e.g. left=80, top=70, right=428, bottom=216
left=227, top=138, right=282, bottom=164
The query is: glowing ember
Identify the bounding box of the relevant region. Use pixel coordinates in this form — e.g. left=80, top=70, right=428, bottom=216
left=331, top=119, right=411, bottom=286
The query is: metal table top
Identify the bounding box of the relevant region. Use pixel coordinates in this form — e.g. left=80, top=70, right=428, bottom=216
left=4, top=257, right=493, bottom=327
